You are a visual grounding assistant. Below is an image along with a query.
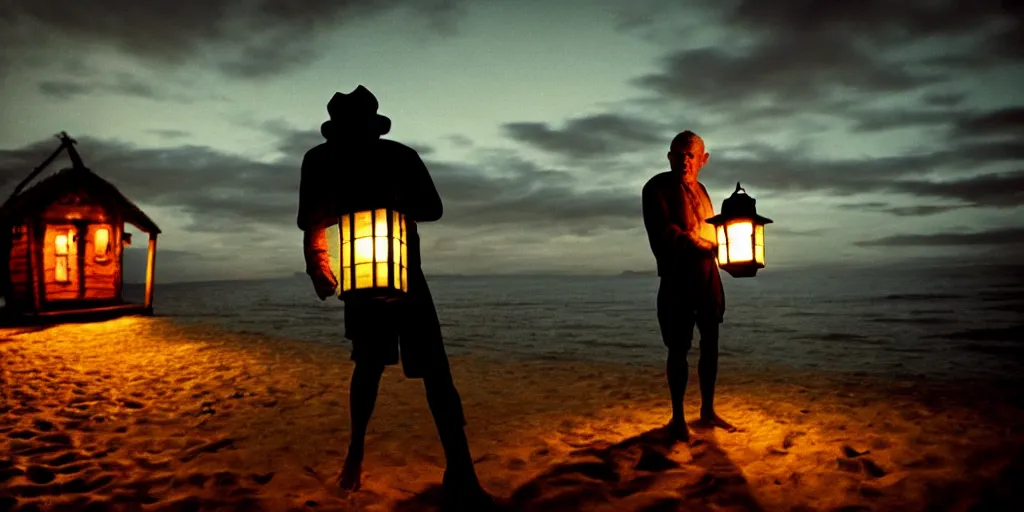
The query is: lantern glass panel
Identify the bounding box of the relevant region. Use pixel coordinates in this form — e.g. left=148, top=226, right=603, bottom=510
left=755, top=224, right=765, bottom=264
left=341, top=214, right=351, bottom=240
left=354, top=237, right=373, bottom=264
left=355, top=263, right=372, bottom=288
left=726, top=221, right=754, bottom=263
left=392, top=238, right=401, bottom=286
left=716, top=226, right=727, bottom=262
left=342, top=241, right=351, bottom=267
left=374, top=236, right=389, bottom=262
left=343, top=267, right=352, bottom=291
left=376, top=262, right=388, bottom=287
left=354, top=211, right=372, bottom=238
left=374, top=208, right=388, bottom=237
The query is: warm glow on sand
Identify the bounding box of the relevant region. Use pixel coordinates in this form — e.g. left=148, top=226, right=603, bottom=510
left=1, top=319, right=1020, bottom=511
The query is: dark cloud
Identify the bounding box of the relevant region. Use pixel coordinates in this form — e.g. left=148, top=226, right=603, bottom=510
left=922, top=92, right=969, bottom=108
left=446, top=135, right=475, bottom=148
left=36, top=73, right=198, bottom=102
left=700, top=142, right=1024, bottom=208
left=856, top=227, right=1024, bottom=247
left=771, top=227, right=829, bottom=237
left=635, top=36, right=940, bottom=111
left=724, top=0, right=1010, bottom=42
left=847, top=107, right=966, bottom=133
left=502, top=114, right=673, bottom=160
left=1, top=0, right=467, bottom=79
left=886, top=170, right=1024, bottom=208
left=627, top=1, right=1020, bottom=121
left=0, top=132, right=642, bottom=240
left=261, top=123, right=327, bottom=163
left=0, top=137, right=299, bottom=232
left=836, top=202, right=966, bottom=217
left=952, top=107, right=1024, bottom=139
left=425, top=152, right=641, bottom=234
left=37, top=81, right=93, bottom=100
left=500, top=97, right=1024, bottom=213
left=148, top=129, right=192, bottom=140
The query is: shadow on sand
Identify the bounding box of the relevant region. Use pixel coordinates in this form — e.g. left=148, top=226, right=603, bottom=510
left=393, top=425, right=763, bottom=512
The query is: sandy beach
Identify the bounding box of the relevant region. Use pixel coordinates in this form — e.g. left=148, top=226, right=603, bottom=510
left=1, top=316, right=1022, bottom=511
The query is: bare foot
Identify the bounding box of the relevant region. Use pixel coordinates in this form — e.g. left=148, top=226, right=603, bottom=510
left=695, top=411, right=737, bottom=432
left=443, top=469, right=500, bottom=510
left=667, top=418, right=690, bottom=442
left=336, top=450, right=363, bottom=491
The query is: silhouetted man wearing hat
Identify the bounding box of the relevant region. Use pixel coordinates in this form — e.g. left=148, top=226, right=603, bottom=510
left=297, top=85, right=494, bottom=508
left=642, top=130, right=736, bottom=442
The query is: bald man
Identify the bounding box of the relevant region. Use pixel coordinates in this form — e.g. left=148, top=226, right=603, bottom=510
left=642, top=131, right=736, bottom=441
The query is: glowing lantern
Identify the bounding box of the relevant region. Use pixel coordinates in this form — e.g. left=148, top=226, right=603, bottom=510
left=335, top=208, right=408, bottom=302
left=706, top=182, right=773, bottom=278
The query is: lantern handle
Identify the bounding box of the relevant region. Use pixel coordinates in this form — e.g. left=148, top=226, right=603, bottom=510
left=734, top=182, right=747, bottom=195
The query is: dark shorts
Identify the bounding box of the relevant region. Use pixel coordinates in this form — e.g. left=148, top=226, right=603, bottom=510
left=657, top=257, right=725, bottom=351
left=344, top=269, right=450, bottom=379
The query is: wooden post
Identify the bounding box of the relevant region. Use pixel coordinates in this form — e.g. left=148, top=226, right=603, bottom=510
left=30, top=221, right=43, bottom=313
left=144, top=233, right=157, bottom=312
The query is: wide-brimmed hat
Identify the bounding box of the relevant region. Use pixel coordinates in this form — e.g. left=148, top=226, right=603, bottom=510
left=320, top=85, right=391, bottom=139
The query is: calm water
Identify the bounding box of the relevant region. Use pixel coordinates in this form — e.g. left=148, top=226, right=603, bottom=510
left=123, top=262, right=1024, bottom=381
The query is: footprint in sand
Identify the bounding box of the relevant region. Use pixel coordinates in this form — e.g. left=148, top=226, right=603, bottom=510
left=8, top=429, right=38, bottom=439
left=26, top=465, right=56, bottom=484
left=250, top=472, right=275, bottom=485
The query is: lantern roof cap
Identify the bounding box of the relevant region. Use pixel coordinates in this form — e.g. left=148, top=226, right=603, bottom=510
left=706, top=182, right=773, bottom=225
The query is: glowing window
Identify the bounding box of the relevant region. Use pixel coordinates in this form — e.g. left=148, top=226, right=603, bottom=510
left=95, top=228, right=110, bottom=260
left=55, top=231, right=70, bottom=283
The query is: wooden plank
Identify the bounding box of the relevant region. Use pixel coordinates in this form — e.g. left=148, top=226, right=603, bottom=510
left=0, top=302, right=152, bottom=327
left=36, top=303, right=147, bottom=316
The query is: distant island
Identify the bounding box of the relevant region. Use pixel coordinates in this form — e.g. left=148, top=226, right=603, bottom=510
left=619, top=270, right=657, bottom=277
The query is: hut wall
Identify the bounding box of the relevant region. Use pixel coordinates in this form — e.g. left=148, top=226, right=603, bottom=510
left=7, top=224, right=33, bottom=305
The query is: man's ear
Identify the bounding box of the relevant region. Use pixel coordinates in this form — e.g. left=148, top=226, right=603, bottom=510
left=702, top=152, right=710, bottom=166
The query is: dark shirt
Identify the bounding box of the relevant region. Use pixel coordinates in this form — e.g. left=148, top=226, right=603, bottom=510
left=297, top=138, right=442, bottom=278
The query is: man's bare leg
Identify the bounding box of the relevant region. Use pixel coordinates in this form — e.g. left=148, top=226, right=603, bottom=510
left=666, top=347, right=691, bottom=441
left=423, top=367, right=496, bottom=507
left=338, top=362, right=386, bottom=490
left=694, top=321, right=736, bottom=432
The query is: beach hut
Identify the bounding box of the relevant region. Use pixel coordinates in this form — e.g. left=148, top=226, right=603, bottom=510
left=0, top=132, right=160, bottom=324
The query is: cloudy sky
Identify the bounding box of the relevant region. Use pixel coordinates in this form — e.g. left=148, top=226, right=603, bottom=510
left=0, top=0, right=1021, bottom=282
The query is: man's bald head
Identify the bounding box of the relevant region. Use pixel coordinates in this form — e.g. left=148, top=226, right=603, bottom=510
left=670, top=131, right=705, bottom=153
left=667, top=130, right=709, bottom=183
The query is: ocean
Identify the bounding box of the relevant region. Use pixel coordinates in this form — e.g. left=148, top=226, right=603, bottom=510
left=121, top=261, right=1024, bottom=382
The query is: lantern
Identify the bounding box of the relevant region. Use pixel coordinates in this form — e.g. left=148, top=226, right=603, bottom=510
left=706, top=182, right=773, bottom=278
left=335, top=208, right=409, bottom=302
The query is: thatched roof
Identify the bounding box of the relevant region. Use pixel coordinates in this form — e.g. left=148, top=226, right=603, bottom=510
left=0, top=166, right=161, bottom=234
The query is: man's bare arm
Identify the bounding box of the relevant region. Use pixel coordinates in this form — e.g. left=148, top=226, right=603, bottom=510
left=642, top=182, right=713, bottom=261
left=297, top=151, right=339, bottom=298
